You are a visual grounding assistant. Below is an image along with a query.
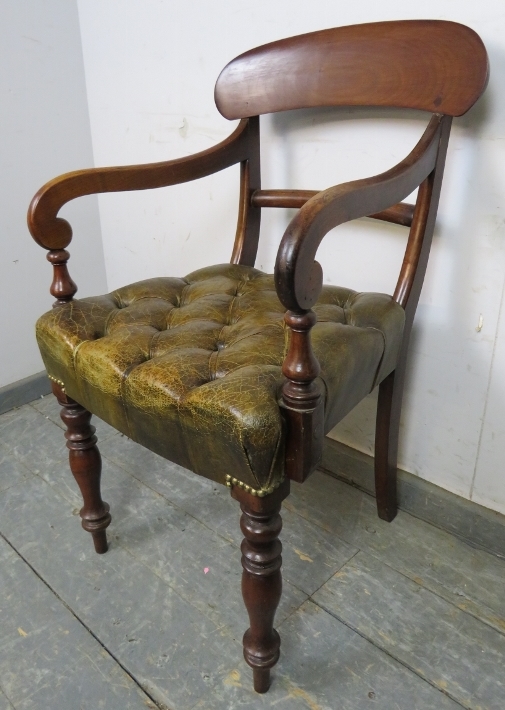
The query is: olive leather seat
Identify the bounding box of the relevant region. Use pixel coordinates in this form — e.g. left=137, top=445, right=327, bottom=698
left=37, top=262, right=404, bottom=495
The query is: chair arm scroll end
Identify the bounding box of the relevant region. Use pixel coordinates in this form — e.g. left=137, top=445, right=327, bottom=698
left=28, top=188, right=73, bottom=251
left=28, top=190, right=77, bottom=305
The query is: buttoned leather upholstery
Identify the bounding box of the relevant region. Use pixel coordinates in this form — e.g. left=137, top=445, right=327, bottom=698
left=36, top=263, right=405, bottom=493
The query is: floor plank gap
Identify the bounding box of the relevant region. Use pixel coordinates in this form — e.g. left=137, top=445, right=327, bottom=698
left=308, top=598, right=471, bottom=710
left=0, top=530, right=171, bottom=710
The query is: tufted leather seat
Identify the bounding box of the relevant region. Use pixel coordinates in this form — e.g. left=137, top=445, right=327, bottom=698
left=37, top=263, right=404, bottom=494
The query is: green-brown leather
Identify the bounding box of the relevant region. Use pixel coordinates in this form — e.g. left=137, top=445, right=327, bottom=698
left=36, top=264, right=405, bottom=492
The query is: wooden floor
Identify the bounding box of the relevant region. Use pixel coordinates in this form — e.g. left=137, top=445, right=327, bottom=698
left=0, top=396, right=504, bottom=710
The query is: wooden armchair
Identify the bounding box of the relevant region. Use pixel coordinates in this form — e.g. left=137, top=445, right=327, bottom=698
left=28, top=20, right=488, bottom=693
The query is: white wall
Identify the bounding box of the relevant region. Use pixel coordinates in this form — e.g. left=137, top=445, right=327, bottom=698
left=0, top=0, right=107, bottom=388
left=77, top=1, right=505, bottom=514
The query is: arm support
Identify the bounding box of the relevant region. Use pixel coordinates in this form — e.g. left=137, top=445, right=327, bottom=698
left=275, top=114, right=447, bottom=484
left=274, top=114, right=443, bottom=312
left=28, top=118, right=251, bottom=250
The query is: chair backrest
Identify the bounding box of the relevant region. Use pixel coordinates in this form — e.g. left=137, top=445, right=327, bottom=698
left=215, top=20, right=488, bottom=119
left=215, top=21, right=489, bottom=486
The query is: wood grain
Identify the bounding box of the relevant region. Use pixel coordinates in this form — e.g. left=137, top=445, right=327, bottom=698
left=274, top=114, right=443, bottom=312
left=373, top=115, right=452, bottom=520
left=216, top=20, right=488, bottom=119
left=28, top=119, right=252, bottom=251
left=231, top=479, right=290, bottom=693
left=281, top=310, right=324, bottom=483
left=47, top=249, right=77, bottom=305
left=251, top=190, right=415, bottom=227
left=53, top=382, right=111, bottom=553
left=230, top=116, right=262, bottom=266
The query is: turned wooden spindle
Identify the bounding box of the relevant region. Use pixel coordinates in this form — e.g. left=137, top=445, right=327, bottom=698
left=281, top=310, right=324, bottom=483
left=52, top=382, right=111, bottom=553
left=47, top=249, right=77, bottom=306
left=231, top=480, right=289, bottom=693
left=282, top=310, right=320, bottom=407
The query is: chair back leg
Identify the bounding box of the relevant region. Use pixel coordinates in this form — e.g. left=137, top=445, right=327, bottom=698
left=374, top=366, right=405, bottom=522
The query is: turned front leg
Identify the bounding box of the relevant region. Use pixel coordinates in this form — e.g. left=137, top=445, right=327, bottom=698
left=231, top=479, right=289, bottom=693
left=52, top=382, right=111, bottom=553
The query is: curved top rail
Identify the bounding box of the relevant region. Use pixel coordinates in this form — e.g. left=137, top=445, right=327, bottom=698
left=215, top=20, right=488, bottom=119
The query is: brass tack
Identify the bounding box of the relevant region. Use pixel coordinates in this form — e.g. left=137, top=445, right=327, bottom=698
left=226, top=473, right=285, bottom=498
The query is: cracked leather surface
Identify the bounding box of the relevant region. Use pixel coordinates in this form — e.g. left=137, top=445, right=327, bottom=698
left=36, top=263, right=405, bottom=490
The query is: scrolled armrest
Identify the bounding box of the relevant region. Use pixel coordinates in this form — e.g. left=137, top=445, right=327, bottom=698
left=28, top=118, right=250, bottom=250
left=274, top=114, right=443, bottom=312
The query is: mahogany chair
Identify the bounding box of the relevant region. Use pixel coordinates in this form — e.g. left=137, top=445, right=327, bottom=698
left=28, top=20, right=488, bottom=693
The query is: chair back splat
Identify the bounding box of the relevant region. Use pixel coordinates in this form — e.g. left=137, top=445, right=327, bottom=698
left=28, top=20, right=489, bottom=695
